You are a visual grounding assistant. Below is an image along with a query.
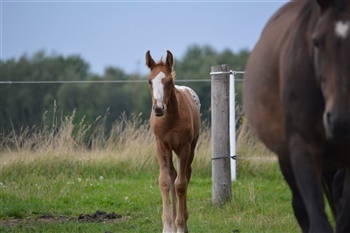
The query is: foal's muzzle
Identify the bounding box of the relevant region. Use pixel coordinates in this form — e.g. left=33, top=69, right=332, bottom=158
left=153, top=105, right=165, bottom=117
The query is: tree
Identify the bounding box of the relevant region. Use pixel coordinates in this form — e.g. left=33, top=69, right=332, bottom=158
left=0, top=52, right=90, bottom=133
left=1, top=45, right=250, bottom=135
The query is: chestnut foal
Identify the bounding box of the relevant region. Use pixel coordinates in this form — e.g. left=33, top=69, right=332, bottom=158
left=146, top=50, right=200, bottom=233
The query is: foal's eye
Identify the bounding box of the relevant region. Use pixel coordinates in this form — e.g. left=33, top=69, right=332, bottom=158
left=167, top=80, right=173, bottom=88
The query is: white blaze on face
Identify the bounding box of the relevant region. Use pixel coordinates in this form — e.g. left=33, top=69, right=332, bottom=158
left=335, top=21, right=350, bottom=39
left=151, top=72, right=165, bottom=108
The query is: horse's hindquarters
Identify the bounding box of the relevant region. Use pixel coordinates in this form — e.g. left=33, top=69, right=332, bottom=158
left=243, top=48, right=285, bottom=155
left=242, top=2, right=303, bottom=155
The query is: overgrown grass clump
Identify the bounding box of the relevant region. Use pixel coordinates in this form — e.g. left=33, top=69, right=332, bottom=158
left=0, top=112, right=301, bottom=232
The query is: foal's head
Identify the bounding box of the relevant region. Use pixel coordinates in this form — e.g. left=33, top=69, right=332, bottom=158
left=313, top=0, right=350, bottom=139
left=145, top=50, right=175, bottom=117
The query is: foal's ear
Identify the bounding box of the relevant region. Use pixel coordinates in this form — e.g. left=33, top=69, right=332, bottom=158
left=145, top=50, right=156, bottom=69
left=166, top=50, right=174, bottom=69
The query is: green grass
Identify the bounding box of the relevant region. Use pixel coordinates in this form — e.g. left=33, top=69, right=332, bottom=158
left=0, top=154, right=299, bottom=232
left=0, top=113, right=301, bottom=232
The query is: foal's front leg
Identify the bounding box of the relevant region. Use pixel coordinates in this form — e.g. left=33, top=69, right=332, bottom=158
left=157, top=142, right=176, bottom=233
left=175, top=143, right=192, bottom=233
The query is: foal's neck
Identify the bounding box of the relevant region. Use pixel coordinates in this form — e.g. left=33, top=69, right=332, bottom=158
left=165, top=87, right=180, bottom=119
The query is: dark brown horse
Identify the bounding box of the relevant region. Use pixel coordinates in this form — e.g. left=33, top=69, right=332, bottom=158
left=243, top=0, right=350, bottom=232
left=145, top=50, right=201, bottom=233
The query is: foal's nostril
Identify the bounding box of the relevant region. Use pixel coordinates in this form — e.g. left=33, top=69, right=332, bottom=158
left=152, top=105, right=165, bottom=116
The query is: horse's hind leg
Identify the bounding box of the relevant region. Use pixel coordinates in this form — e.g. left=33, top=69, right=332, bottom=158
left=278, top=152, right=309, bottom=233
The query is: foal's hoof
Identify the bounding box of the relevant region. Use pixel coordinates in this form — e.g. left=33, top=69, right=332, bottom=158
left=176, top=226, right=188, bottom=233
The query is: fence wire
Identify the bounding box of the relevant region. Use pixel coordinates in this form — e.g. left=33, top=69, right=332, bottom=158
left=1, top=70, right=245, bottom=85
left=0, top=79, right=244, bottom=85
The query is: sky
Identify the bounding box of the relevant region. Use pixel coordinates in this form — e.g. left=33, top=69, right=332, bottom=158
left=1, top=0, right=288, bottom=76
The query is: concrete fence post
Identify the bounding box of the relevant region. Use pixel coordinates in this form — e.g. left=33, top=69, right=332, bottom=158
left=211, top=64, right=232, bottom=206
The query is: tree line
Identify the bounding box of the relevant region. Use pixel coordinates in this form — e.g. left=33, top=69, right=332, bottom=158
left=0, top=45, right=249, bottom=135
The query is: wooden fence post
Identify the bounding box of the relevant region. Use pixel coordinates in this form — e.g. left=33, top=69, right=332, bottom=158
left=211, top=64, right=232, bottom=206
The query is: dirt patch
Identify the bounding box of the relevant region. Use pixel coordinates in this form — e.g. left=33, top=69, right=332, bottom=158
left=0, top=210, right=125, bottom=227
left=78, top=210, right=122, bottom=223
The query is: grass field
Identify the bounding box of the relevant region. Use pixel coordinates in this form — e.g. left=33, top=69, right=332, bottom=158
left=0, top=113, right=302, bottom=232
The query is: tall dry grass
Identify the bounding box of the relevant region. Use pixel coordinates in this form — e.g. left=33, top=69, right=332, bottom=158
left=0, top=108, right=274, bottom=174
